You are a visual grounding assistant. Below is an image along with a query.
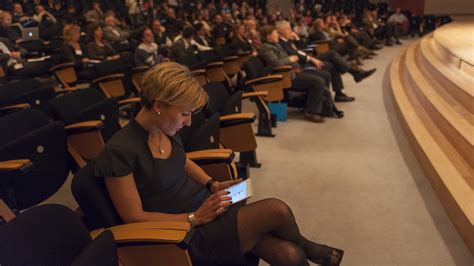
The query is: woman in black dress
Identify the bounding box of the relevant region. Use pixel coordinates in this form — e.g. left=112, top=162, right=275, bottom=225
left=94, top=62, right=344, bottom=266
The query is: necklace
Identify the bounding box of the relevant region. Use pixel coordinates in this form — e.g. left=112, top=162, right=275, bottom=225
left=149, top=131, right=165, bottom=154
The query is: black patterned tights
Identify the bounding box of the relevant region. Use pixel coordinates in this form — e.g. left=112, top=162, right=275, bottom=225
left=237, top=198, right=343, bottom=266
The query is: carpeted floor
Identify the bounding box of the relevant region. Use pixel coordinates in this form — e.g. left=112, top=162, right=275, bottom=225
left=244, top=39, right=474, bottom=265
left=43, top=38, right=473, bottom=265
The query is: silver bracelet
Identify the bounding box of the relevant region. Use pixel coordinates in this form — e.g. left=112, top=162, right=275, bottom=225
left=187, top=212, right=198, bottom=227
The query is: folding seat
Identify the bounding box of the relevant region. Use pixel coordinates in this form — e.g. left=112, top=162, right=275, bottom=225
left=131, top=65, right=150, bottom=93
left=48, top=87, right=120, bottom=143
left=0, top=204, right=118, bottom=265
left=0, top=108, right=102, bottom=214
left=203, top=82, right=264, bottom=168
left=0, top=79, right=56, bottom=114
left=0, top=203, right=195, bottom=266
left=49, top=62, right=87, bottom=89
left=179, top=111, right=247, bottom=179
left=204, top=81, right=272, bottom=135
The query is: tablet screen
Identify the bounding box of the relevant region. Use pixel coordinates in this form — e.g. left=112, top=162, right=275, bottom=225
left=226, top=179, right=253, bottom=204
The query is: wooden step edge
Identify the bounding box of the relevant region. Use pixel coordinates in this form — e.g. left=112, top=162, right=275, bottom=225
left=432, top=30, right=474, bottom=77
left=403, top=41, right=474, bottom=170
left=390, top=52, right=474, bottom=254
left=420, top=35, right=474, bottom=97
left=421, top=36, right=474, bottom=115
left=417, top=38, right=474, bottom=118
left=390, top=51, right=474, bottom=223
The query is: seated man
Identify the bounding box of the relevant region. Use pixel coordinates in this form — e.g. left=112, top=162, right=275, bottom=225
left=0, top=36, right=51, bottom=77
left=277, top=20, right=376, bottom=102
left=169, top=26, right=198, bottom=61
left=103, top=14, right=130, bottom=52
left=0, top=11, right=21, bottom=44
left=259, top=26, right=327, bottom=123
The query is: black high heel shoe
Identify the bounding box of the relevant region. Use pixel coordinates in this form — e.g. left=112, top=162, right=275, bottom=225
left=309, top=245, right=345, bottom=266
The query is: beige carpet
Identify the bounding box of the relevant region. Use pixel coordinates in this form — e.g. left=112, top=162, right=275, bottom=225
left=244, top=39, right=474, bottom=265
left=42, top=38, right=473, bottom=265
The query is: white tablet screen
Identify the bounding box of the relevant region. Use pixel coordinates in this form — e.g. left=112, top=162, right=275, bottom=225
left=226, top=179, right=252, bottom=204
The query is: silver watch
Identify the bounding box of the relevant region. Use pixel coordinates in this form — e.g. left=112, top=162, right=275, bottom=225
left=187, top=212, right=198, bottom=227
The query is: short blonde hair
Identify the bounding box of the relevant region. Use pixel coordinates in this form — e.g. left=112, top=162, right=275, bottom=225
left=63, top=24, right=80, bottom=43
left=140, top=62, right=208, bottom=110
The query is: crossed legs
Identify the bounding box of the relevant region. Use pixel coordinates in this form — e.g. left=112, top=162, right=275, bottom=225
left=237, top=198, right=343, bottom=266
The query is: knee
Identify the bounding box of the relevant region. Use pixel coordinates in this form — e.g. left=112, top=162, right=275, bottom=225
left=279, top=244, right=308, bottom=266
left=265, top=198, right=293, bottom=221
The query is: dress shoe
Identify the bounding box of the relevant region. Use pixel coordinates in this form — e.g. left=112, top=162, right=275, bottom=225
left=395, top=40, right=402, bottom=45
left=333, top=109, right=344, bottom=118
left=334, top=93, right=355, bottom=102
left=304, top=113, right=325, bottom=123
left=369, top=44, right=383, bottom=50
left=353, top=68, right=377, bottom=83
left=385, top=41, right=394, bottom=46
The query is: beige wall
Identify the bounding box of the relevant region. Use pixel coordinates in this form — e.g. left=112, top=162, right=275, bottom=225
left=424, top=0, right=474, bottom=14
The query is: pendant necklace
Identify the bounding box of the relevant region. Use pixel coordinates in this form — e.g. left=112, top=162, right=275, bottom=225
left=150, top=131, right=165, bottom=154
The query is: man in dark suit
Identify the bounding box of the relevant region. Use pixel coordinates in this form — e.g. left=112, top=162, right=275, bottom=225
left=169, top=26, right=197, bottom=61
left=0, top=37, right=51, bottom=77
left=277, top=20, right=376, bottom=102
left=259, top=26, right=327, bottom=123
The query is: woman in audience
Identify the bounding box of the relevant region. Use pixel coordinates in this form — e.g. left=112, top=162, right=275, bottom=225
left=86, top=23, right=121, bottom=61
left=134, top=26, right=163, bottom=67
left=94, top=62, right=344, bottom=266
left=61, top=23, right=93, bottom=80
left=229, top=23, right=255, bottom=55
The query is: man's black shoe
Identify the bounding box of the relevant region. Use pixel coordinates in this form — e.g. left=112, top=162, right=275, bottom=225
left=385, top=41, right=394, bottom=46
left=395, top=40, right=402, bottom=45
left=353, top=68, right=377, bottom=83
left=335, top=94, right=355, bottom=102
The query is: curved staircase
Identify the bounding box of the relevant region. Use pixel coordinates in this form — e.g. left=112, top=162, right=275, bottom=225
left=389, top=26, right=474, bottom=255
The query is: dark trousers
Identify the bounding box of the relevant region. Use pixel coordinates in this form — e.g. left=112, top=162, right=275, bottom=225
left=8, top=61, right=51, bottom=77
left=318, top=50, right=352, bottom=74
left=291, top=71, right=326, bottom=114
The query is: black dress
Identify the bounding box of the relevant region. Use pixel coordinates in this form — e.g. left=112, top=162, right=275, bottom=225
left=94, top=119, right=244, bottom=264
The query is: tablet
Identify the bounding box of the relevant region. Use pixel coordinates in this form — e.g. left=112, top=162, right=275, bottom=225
left=226, top=179, right=253, bottom=204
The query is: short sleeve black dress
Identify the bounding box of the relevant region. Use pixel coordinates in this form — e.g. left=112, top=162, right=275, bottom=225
left=94, top=119, right=244, bottom=264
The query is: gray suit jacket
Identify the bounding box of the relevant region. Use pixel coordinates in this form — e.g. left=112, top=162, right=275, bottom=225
left=258, top=42, right=300, bottom=69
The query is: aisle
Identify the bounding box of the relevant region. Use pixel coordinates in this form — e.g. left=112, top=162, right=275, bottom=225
left=247, top=40, right=473, bottom=265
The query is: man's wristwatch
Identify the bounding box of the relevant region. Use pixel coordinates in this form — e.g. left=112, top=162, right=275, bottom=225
left=187, top=212, right=198, bottom=227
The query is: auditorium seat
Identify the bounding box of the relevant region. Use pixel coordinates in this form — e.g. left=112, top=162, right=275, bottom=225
left=0, top=203, right=194, bottom=266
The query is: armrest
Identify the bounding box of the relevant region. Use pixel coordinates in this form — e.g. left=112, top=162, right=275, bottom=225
left=49, top=62, right=75, bottom=72
left=272, top=66, right=292, bottom=72
left=92, top=73, right=125, bottom=84
left=91, top=221, right=193, bottom=247
left=54, top=86, right=81, bottom=94
left=0, top=159, right=33, bottom=172
left=132, top=66, right=149, bottom=73
left=312, top=40, right=331, bottom=45
left=187, top=149, right=235, bottom=164
left=65, top=120, right=104, bottom=135
left=242, top=91, right=268, bottom=99
left=0, top=103, right=31, bottom=112
left=220, top=113, right=255, bottom=121
left=118, top=97, right=141, bottom=106
left=222, top=56, right=238, bottom=62
left=190, top=69, right=206, bottom=75
left=219, top=113, right=256, bottom=128
left=237, top=51, right=251, bottom=56
left=206, top=61, right=224, bottom=68
left=244, top=75, right=283, bottom=86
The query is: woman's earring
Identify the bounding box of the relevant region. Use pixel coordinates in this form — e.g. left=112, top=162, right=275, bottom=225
left=156, top=111, right=161, bottom=116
